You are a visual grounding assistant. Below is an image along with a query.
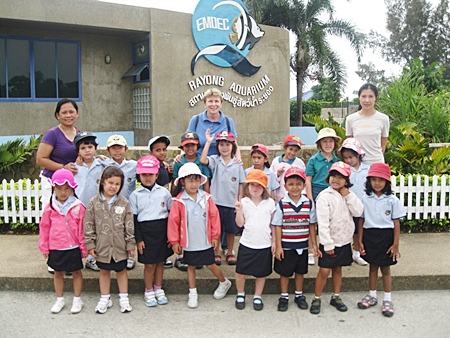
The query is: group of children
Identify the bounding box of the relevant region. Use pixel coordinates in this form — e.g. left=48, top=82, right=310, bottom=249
left=38, top=126, right=405, bottom=318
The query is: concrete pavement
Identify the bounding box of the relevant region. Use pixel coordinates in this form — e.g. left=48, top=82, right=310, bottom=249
left=0, top=233, right=449, bottom=294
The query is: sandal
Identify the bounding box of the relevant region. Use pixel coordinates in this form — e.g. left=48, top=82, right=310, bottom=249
left=357, top=294, right=378, bottom=309
left=214, top=254, right=222, bottom=266
left=226, top=254, right=237, bottom=265
left=381, top=300, right=394, bottom=317
left=235, top=295, right=245, bottom=310
left=253, top=298, right=264, bottom=311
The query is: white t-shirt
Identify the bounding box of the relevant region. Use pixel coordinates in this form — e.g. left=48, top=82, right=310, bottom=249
left=239, top=197, right=276, bottom=249
left=345, top=111, right=389, bottom=165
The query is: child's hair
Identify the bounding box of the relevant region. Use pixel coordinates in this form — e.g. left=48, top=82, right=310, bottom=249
left=49, top=186, right=78, bottom=211
left=203, top=88, right=223, bottom=102
left=243, top=183, right=270, bottom=200
left=251, top=150, right=270, bottom=168
left=317, top=138, right=339, bottom=152
left=215, top=139, right=237, bottom=157
left=171, top=174, right=202, bottom=197
left=326, top=170, right=353, bottom=188
left=365, top=178, right=392, bottom=196
left=340, top=147, right=361, bottom=161
left=99, top=166, right=124, bottom=195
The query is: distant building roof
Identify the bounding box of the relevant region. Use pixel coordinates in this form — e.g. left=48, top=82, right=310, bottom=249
left=290, top=90, right=313, bottom=101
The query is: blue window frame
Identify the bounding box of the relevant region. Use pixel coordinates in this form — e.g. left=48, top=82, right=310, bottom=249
left=0, top=36, right=81, bottom=102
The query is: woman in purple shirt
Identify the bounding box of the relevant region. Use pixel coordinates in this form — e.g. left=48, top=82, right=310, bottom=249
left=36, top=98, right=80, bottom=205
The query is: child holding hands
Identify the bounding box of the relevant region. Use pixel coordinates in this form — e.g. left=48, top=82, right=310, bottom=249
left=311, top=162, right=363, bottom=315
left=357, top=163, right=405, bottom=317
left=38, top=169, right=87, bottom=314
left=168, top=163, right=232, bottom=308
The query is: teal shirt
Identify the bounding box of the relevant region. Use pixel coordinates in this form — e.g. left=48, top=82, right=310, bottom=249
left=306, top=151, right=339, bottom=199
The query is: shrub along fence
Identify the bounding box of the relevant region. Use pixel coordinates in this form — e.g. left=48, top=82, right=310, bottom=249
left=1, top=175, right=449, bottom=232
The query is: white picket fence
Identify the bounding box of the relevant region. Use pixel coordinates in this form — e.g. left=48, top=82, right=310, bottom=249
left=1, top=175, right=450, bottom=224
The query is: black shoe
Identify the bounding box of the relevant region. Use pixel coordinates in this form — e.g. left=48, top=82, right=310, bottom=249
left=196, top=265, right=203, bottom=269
left=174, top=258, right=188, bottom=272
left=65, top=271, right=72, bottom=276
left=310, top=298, right=321, bottom=315
left=277, top=297, right=289, bottom=311
left=253, top=298, right=264, bottom=311
left=235, top=295, right=245, bottom=310
left=163, top=260, right=173, bottom=268
left=330, top=296, right=348, bottom=312
left=294, top=295, right=308, bottom=310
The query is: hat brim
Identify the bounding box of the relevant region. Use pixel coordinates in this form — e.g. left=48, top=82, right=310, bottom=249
left=178, top=140, right=199, bottom=149
left=328, top=168, right=350, bottom=177
left=136, top=168, right=159, bottom=175
left=244, top=178, right=268, bottom=189
left=52, top=179, right=78, bottom=189
left=174, top=173, right=207, bottom=187
left=316, top=135, right=342, bottom=143
left=367, top=171, right=391, bottom=182
left=107, top=142, right=127, bottom=147
left=285, top=142, right=302, bottom=148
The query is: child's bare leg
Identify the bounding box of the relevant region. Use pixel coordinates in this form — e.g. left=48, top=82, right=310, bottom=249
left=280, top=275, right=289, bottom=294
left=331, top=266, right=342, bottom=294
left=72, top=270, right=83, bottom=297
left=294, top=273, right=304, bottom=292
left=187, top=266, right=197, bottom=289
left=153, top=262, right=164, bottom=286
left=353, top=234, right=360, bottom=251
left=144, top=264, right=156, bottom=289
left=254, top=277, right=266, bottom=296
left=99, top=269, right=111, bottom=295
left=314, top=267, right=330, bottom=297
left=369, top=264, right=379, bottom=291
left=116, top=269, right=128, bottom=294
left=54, top=271, right=65, bottom=297
left=235, top=272, right=246, bottom=293
left=380, top=266, right=392, bottom=292
left=206, top=263, right=226, bottom=282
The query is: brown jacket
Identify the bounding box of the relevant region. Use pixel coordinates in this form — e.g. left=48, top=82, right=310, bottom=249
left=84, top=194, right=135, bottom=263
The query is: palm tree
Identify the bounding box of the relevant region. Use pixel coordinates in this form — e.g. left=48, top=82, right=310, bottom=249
left=244, top=0, right=364, bottom=125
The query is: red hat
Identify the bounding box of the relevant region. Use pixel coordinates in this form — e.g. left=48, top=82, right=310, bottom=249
left=251, top=143, right=269, bottom=158
left=245, top=169, right=268, bottom=188
left=284, top=166, right=306, bottom=181
left=216, top=130, right=236, bottom=142
left=283, top=135, right=303, bottom=148
left=328, top=161, right=351, bottom=177
left=179, top=132, right=200, bottom=149
left=367, top=162, right=391, bottom=182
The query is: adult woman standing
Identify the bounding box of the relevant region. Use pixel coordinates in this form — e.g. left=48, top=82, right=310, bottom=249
left=186, top=88, right=241, bottom=159
left=345, top=83, right=389, bottom=165
left=36, top=98, right=80, bottom=205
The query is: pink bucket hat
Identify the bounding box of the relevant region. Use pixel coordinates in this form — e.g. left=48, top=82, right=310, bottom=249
left=136, top=155, right=160, bottom=175
left=338, top=138, right=365, bottom=158
left=367, top=162, right=391, bottom=182
left=328, top=161, right=351, bottom=177
left=174, top=162, right=208, bottom=186
left=51, top=168, right=78, bottom=189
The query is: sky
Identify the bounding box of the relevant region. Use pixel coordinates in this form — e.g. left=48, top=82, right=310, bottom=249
left=98, top=0, right=439, bottom=99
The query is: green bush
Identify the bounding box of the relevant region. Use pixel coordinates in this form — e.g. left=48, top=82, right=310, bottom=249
left=290, top=100, right=322, bottom=123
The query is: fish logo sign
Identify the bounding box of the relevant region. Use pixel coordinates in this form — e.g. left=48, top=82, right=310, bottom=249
left=191, top=0, right=265, bottom=76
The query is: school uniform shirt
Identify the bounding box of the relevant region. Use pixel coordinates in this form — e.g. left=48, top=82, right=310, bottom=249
left=172, top=155, right=211, bottom=180
left=84, top=194, right=135, bottom=264
left=75, top=158, right=103, bottom=205
left=361, top=193, right=406, bottom=229
left=349, top=163, right=370, bottom=201
left=270, top=156, right=305, bottom=202
left=208, top=155, right=245, bottom=208
left=167, top=190, right=221, bottom=251
left=245, top=166, right=280, bottom=195
left=239, top=197, right=276, bottom=249
left=129, top=184, right=172, bottom=222
left=316, top=187, right=363, bottom=251
left=102, top=158, right=137, bottom=200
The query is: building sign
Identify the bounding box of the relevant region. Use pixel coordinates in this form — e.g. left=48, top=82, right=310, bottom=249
left=191, top=0, right=265, bottom=77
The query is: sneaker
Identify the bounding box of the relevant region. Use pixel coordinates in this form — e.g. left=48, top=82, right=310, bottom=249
left=294, top=295, right=308, bottom=310
left=187, top=292, right=198, bottom=308
left=144, top=291, right=157, bottom=307
left=126, top=256, right=136, bottom=270
left=213, top=279, right=232, bottom=299
left=95, top=298, right=113, bottom=314
left=155, top=289, right=169, bottom=305
left=50, top=299, right=65, bottom=314
left=308, top=254, right=315, bottom=265
left=174, top=258, right=188, bottom=272
left=310, top=298, right=321, bottom=315
left=164, top=260, right=173, bottom=268
left=330, top=296, right=348, bottom=312
left=47, top=266, right=55, bottom=274
left=277, top=297, right=289, bottom=311
left=119, top=298, right=132, bottom=313
left=70, top=299, right=83, bottom=314
left=85, top=259, right=100, bottom=271
left=353, top=256, right=368, bottom=266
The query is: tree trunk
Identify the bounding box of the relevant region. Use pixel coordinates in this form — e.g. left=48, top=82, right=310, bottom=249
left=296, top=68, right=305, bottom=126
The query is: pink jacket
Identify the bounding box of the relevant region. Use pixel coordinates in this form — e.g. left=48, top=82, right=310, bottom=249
left=167, top=191, right=220, bottom=248
left=38, top=198, right=87, bottom=255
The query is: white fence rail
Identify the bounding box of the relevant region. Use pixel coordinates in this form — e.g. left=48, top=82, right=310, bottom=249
left=1, top=176, right=450, bottom=224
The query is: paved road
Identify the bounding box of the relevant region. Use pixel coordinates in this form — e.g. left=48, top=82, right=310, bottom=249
left=2, top=290, right=449, bottom=337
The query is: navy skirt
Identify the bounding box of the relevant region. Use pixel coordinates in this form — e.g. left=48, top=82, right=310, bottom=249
left=236, top=244, right=272, bottom=278
left=48, top=247, right=83, bottom=272
left=137, top=219, right=173, bottom=264
left=183, top=247, right=215, bottom=266
left=318, top=243, right=352, bottom=268
left=362, top=228, right=398, bottom=267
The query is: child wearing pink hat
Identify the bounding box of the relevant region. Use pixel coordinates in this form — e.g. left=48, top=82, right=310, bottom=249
left=38, top=168, right=87, bottom=314
left=357, top=162, right=405, bottom=318
left=310, top=162, right=363, bottom=315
